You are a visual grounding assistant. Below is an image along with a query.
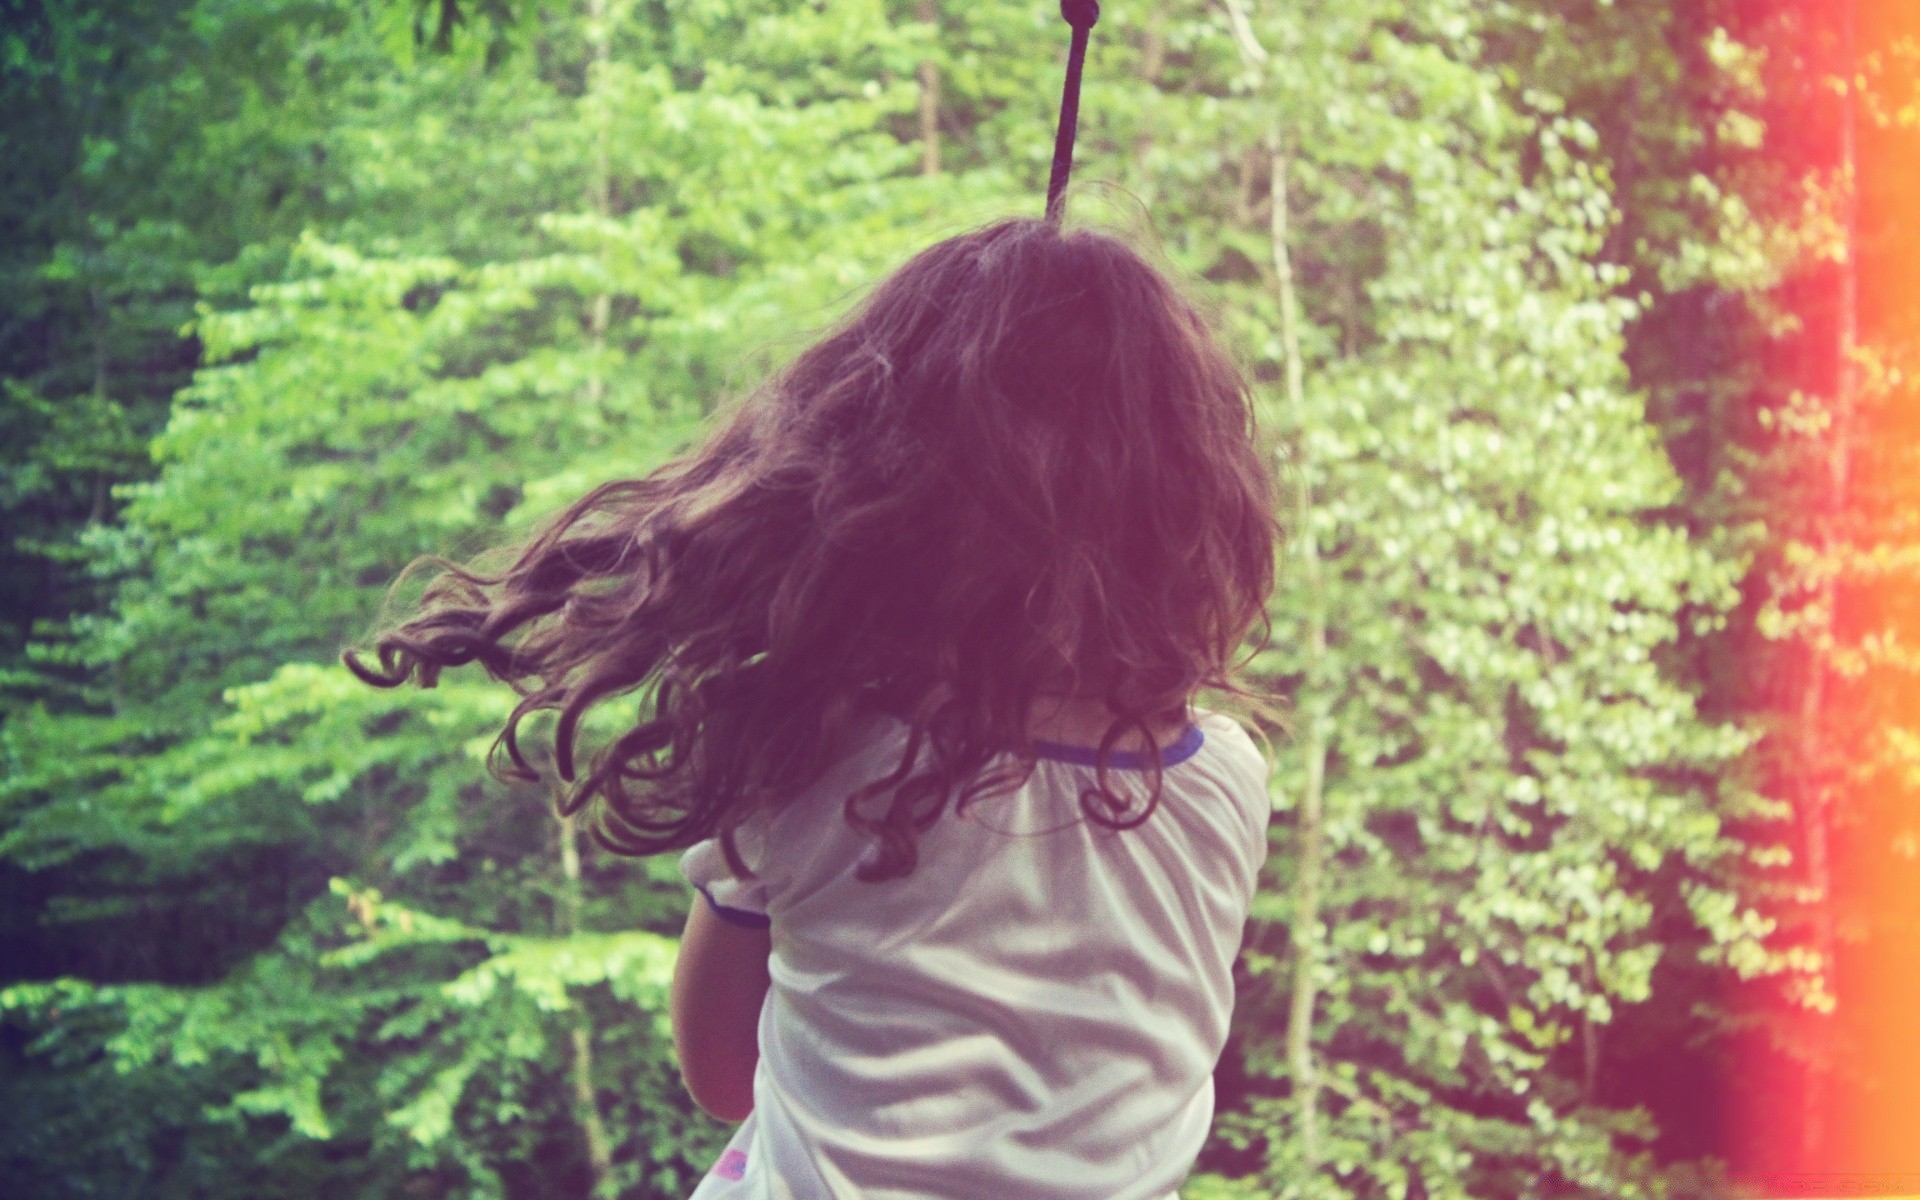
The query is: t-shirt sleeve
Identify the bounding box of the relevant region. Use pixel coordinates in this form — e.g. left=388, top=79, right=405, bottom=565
left=678, top=820, right=772, bottom=931
left=1203, top=711, right=1274, bottom=899
left=1239, top=742, right=1274, bottom=890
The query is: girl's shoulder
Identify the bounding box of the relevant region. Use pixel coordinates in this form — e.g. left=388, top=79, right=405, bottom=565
left=1186, top=708, right=1275, bottom=853
left=1190, top=707, right=1269, bottom=777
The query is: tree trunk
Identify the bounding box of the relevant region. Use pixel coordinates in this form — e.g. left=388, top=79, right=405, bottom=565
left=1796, top=0, right=1859, bottom=1163
left=565, top=5, right=617, bottom=1187
left=1130, top=7, right=1167, bottom=208
left=1275, top=141, right=1329, bottom=1164
left=560, top=817, right=615, bottom=1192
left=917, top=1, right=940, bottom=176
left=1220, top=0, right=1331, bottom=1167
left=584, top=0, right=614, bottom=411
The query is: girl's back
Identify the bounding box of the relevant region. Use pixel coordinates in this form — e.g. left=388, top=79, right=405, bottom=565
left=682, top=708, right=1270, bottom=1200
left=349, top=217, right=1281, bottom=1198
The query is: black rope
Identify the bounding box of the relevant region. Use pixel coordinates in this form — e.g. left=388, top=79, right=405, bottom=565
left=1045, top=0, right=1101, bottom=224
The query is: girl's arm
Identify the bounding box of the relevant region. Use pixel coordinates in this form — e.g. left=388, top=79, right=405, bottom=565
left=670, top=896, right=772, bottom=1122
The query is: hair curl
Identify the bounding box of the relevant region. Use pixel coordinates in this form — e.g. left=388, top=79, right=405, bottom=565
left=347, top=217, right=1278, bottom=881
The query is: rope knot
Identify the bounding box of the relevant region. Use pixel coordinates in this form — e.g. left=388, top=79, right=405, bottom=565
left=1059, top=0, right=1100, bottom=30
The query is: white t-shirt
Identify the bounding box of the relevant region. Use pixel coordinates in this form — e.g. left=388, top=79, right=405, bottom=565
left=677, top=708, right=1271, bottom=1200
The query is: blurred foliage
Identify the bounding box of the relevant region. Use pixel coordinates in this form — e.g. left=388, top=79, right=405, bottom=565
left=0, top=0, right=1832, bottom=1196
left=1694, top=3, right=1920, bottom=1163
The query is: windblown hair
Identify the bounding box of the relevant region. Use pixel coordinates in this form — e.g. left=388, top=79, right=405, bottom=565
left=347, top=217, right=1278, bottom=881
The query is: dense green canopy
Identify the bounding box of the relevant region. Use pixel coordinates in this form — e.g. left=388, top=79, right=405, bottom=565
left=0, top=1, right=1849, bottom=1197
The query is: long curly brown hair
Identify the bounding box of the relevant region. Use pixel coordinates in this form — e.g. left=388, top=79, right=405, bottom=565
left=347, top=217, right=1278, bottom=882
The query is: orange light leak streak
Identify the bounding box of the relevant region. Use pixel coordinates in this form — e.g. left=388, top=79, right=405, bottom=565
left=1846, top=0, right=1920, bottom=1177
left=1727, top=1, right=1920, bottom=1192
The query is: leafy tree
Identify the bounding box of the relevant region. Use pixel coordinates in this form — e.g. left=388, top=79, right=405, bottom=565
left=1693, top=1, right=1920, bottom=1173
left=0, top=0, right=380, bottom=681
left=1118, top=2, right=1763, bottom=1195
left=0, top=1, right=1813, bottom=1196
left=4, top=1, right=979, bottom=1193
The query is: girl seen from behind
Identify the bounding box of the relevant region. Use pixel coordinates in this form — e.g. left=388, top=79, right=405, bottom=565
left=350, top=217, right=1280, bottom=1199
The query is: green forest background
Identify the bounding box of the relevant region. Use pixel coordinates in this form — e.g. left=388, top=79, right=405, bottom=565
left=1, top=1, right=1905, bottom=1197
